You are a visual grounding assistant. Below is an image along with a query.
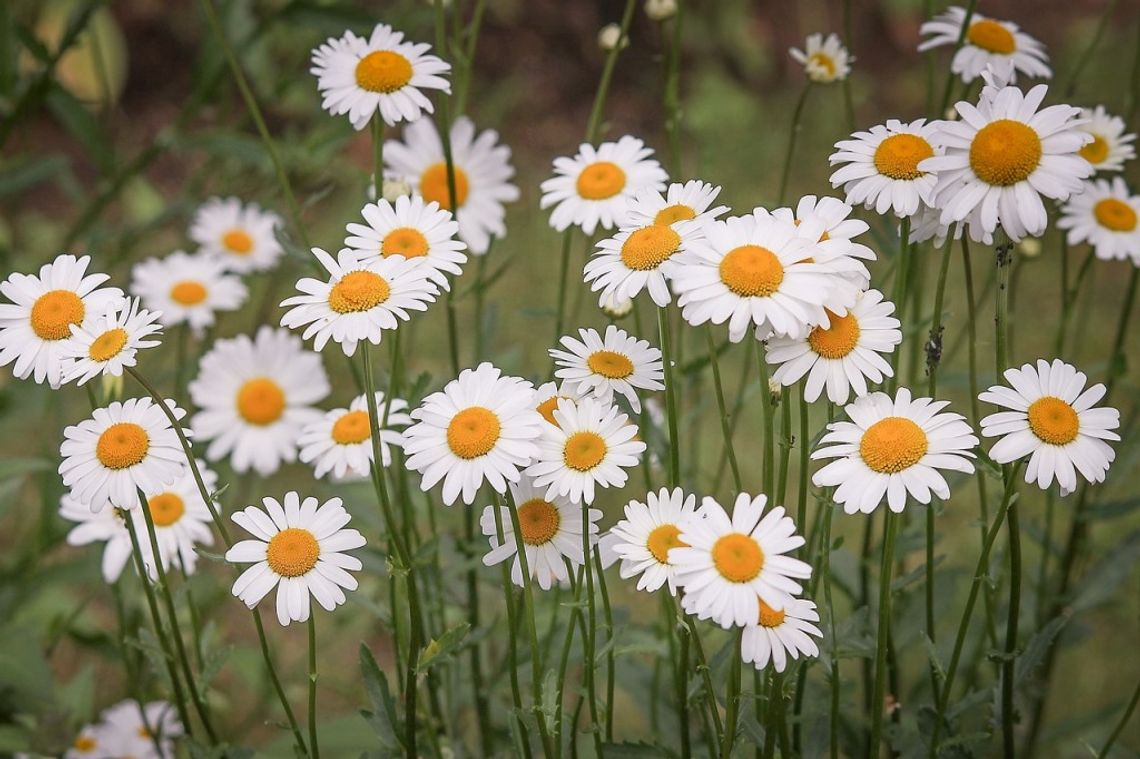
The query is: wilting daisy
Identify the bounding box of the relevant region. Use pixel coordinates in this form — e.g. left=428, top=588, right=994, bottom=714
left=1077, top=106, right=1136, bottom=173
left=672, top=493, right=811, bottom=628
left=812, top=388, right=978, bottom=514
left=97, top=700, right=183, bottom=757
left=480, top=476, right=599, bottom=590
left=1058, top=177, right=1140, bottom=265
left=189, top=197, right=284, bottom=273
left=310, top=23, right=450, bottom=129
left=605, top=486, right=698, bottom=594
left=551, top=325, right=664, bottom=413
left=742, top=596, right=822, bottom=673
left=540, top=136, right=668, bottom=235
left=527, top=397, right=646, bottom=504
left=226, top=493, right=367, bottom=626
left=189, top=327, right=329, bottom=476
left=789, top=33, right=851, bottom=83
left=344, top=195, right=467, bottom=289
left=829, top=119, right=940, bottom=218
left=767, top=289, right=902, bottom=404
left=130, top=251, right=247, bottom=335
left=279, top=247, right=438, bottom=355
left=403, top=363, right=543, bottom=506
left=0, top=253, right=123, bottom=387
left=59, top=398, right=189, bottom=512
left=299, top=392, right=411, bottom=480
left=919, top=7, right=1050, bottom=83
left=60, top=298, right=162, bottom=386
left=980, top=359, right=1120, bottom=494
left=622, top=180, right=729, bottom=228
left=921, top=84, right=1091, bottom=241
left=384, top=115, right=519, bottom=254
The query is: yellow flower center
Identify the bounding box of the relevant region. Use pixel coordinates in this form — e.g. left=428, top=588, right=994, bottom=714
left=381, top=227, right=430, bottom=258
left=266, top=527, right=320, bottom=577
left=331, top=409, right=372, bottom=444
left=74, top=735, right=97, bottom=752
left=88, top=327, right=129, bottom=362
left=1093, top=198, right=1138, bottom=232
left=647, top=523, right=687, bottom=564
left=447, top=406, right=501, bottom=459
left=222, top=229, right=254, bottom=255
left=420, top=163, right=470, bottom=210
left=1027, top=396, right=1080, bottom=445
left=711, top=532, right=765, bottom=583
left=354, top=50, right=412, bottom=93
left=654, top=204, right=696, bottom=225
left=967, top=19, right=1016, bottom=54
left=807, top=52, right=837, bottom=77
left=30, top=289, right=85, bottom=340
left=620, top=224, right=682, bottom=271
left=758, top=599, right=786, bottom=627
left=860, top=417, right=928, bottom=473
left=576, top=160, right=627, bottom=200
left=563, top=431, right=607, bottom=471
left=719, top=244, right=785, bottom=297
left=807, top=309, right=861, bottom=359
left=969, top=119, right=1042, bottom=187
left=236, top=377, right=286, bottom=425
left=517, top=498, right=561, bottom=545
left=1079, top=134, right=1109, bottom=165
left=327, top=270, right=391, bottom=313
left=148, top=492, right=185, bottom=527
left=586, top=350, right=634, bottom=379
left=874, top=133, right=934, bottom=180
left=96, top=422, right=150, bottom=470
left=536, top=396, right=572, bottom=426
left=170, top=281, right=208, bottom=306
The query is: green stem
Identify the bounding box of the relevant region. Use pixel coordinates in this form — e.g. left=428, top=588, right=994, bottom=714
left=308, top=614, right=320, bottom=759
left=1099, top=675, right=1140, bottom=758
left=662, top=0, right=686, bottom=174
left=776, top=382, right=792, bottom=506
left=824, top=507, right=840, bottom=759
left=869, top=511, right=899, bottom=757
left=595, top=552, right=616, bottom=743
left=721, top=627, right=744, bottom=758
left=580, top=504, right=603, bottom=755
left=253, top=610, right=308, bottom=754
left=706, top=325, right=743, bottom=490
left=552, top=231, right=575, bottom=357
left=888, top=218, right=912, bottom=390
left=796, top=385, right=810, bottom=528
left=585, top=0, right=638, bottom=142
left=1001, top=499, right=1022, bottom=759
left=463, top=505, right=492, bottom=755
left=1062, top=0, right=1119, bottom=98
left=491, top=503, right=532, bottom=757
left=777, top=83, right=812, bottom=204
left=757, top=344, right=776, bottom=494
left=658, top=306, right=682, bottom=486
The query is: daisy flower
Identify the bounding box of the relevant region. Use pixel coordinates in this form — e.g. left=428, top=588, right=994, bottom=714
left=1058, top=177, right=1140, bottom=265
left=909, top=201, right=994, bottom=248
left=829, top=119, right=941, bottom=218
left=480, top=476, right=599, bottom=590
left=298, top=391, right=412, bottom=480
left=383, top=115, right=520, bottom=254
left=919, top=6, right=1050, bottom=84
left=532, top=380, right=585, bottom=426
left=226, top=493, right=367, bottom=626
left=0, top=253, right=123, bottom=387
left=672, top=493, right=812, bottom=628
left=551, top=325, right=664, bottom=413
left=130, top=251, right=247, bottom=335
left=344, top=195, right=467, bottom=290
left=790, top=33, right=851, bottom=83
left=403, top=362, right=543, bottom=506
left=62, top=723, right=105, bottom=758
left=767, top=289, right=901, bottom=404
left=812, top=388, right=978, bottom=514
left=279, top=247, right=438, bottom=356
left=189, top=197, right=284, bottom=273
left=189, top=326, right=329, bottom=476
left=526, top=397, right=646, bottom=505
left=539, top=136, right=668, bottom=235
left=97, top=699, right=182, bottom=757
left=979, top=359, right=1120, bottom=494
left=742, top=596, right=822, bottom=673
left=606, top=487, right=698, bottom=594
left=921, top=84, right=1092, bottom=241
left=583, top=208, right=702, bottom=307
left=310, top=23, right=450, bottom=130
left=59, top=397, right=189, bottom=512
left=622, top=180, right=730, bottom=228
left=1076, top=106, right=1136, bottom=173
left=60, top=298, right=162, bottom=386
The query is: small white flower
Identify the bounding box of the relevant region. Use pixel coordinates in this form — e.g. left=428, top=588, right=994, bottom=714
left=919, top=6, right=1050, bottom=84
left=1058, top=177, right=1140, bottom=265
left=605, top=486, right=698, bottom=594
left=1076, top=106, right=1136, bottom=174
left=551, top=325, right=664, bottom=413
left=97, top=700, right=183, bottom=758
left=790, top=33, right=851, bottom=83
left=742, top=596, right=822, bottom=673
left=130, top=251, right=247, bottom=335
left=60, top=298, right=162, bottom=386
left=829, top=119, right=941, bottom=218
left=344, top=195, right=467, bottom=290
left=189, top=197, right=284, bottom=273
left=299, top=391, right=411, bottom=480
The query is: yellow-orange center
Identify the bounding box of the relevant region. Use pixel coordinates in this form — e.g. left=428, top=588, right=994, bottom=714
left=621, top=224, right=682, bottom=271
left=711, top=532, right=765, bottom=583
left=758, top=599, right=786, bottom=627
left=266, top=527, right=320, bottom=577
left=967, top=19, right=1016, bottom=54
left=586, top=350, right=634, bottom=379
left=222, top=229, right=254, bottom=255
left=147, top=492, right=185, bottom=527
left=96, top=422, right=150, bottom=470
left=859, top=417, right=928, bottom=473
left=170, top=281, right=208, bottom=306
left=88, top=327, right=129, bottom=362
left=327, top=270, right=391, bottom=313
left=354, top=50, right=412, bottom=93
left=654, top=204, right=696, bottom=225
left=74, top=735, right=97, bottom=752
left=420, top=163, right=470, bottom=210
left=1093, top=198, right=1138, bottom=232
left=969, top=119, right=1042, bottom=187
left=517, top=498, right=561, bottom=545
left=381, top=227, right=430, bottom=258
left=30, top=289, right=84, bottom=340
left=1079, top=134, right=1109, bottom=165
left=647, top=523, right=687, bottom=564
left=447, top=407, right=501, bottom=459
left=332, top=409, right=372, bottom=444
left=719, top=245, right=785, bottom=297
left=874, top=133, right=935, bottom=180
left=1027, top=396, right=1080, bottom=445
left=807, top=309, right=861, bottom=359
left=576, top=161, right=627, bottom=200
left=563, top=431, right=607, bottom=471
left=536, top=396, right=571, bottom=426
left=236, top=378, right=286, bottom=425
left=807, top=52, right=837, bottom=77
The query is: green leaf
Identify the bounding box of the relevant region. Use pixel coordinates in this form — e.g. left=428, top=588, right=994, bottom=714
left=1014, top=616, right=1067, bottom=685
left=359, top=643, right=403, bottom=752
left=415, top=622, right=470, bottom=674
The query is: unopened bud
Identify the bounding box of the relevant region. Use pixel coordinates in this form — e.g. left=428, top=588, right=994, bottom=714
left=598, top=23, right=629, bottom=52
left=644, top=0, right=678, bottom=21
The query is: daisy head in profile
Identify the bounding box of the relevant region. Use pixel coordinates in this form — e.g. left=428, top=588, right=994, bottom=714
left=130, top=251, right=247, bottom=335
left=298, top=391, right=412, bottom=481
left=829, top=119, right=941, bottom=218
left=532, top=380, right=585, bottom=427
left=551, top=325, right=664, bottom=413
left=1058, top=177, right=1140, bottom=265
left=60, top=298, right=162, bottom=386
left=790, top=33, right=851, bottom=84
left=344, top=195, right=467, bottom=290
left=919, top=6, right=1050, bottom=84
left=604, top=486, right=698, bottom=594
left=1076, top=106, right=1136, bottom=174
left=189, top=197, right=284, bottom=273
left=742, top=596, right=822, bottom=673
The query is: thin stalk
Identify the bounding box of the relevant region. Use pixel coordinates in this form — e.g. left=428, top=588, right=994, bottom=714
left=869, top=511, right=899, bottom=757
left=796, top=385, right=810, bottom=529
left=658, top=306, right=682, bottom=486
left=580, top=505, right=603, bottom=755
left=453, top=0, right=488, bottom=115
left=662, top=0, right=686, bottom=174
left=721, top=627, right=744, bottom=758
left=776, top=384, right=792, bottom=506
left=824, top=507, right=840, bottom=759
left=252, top=610, right=308, bottom=754
left=706, top=324, right=743, bottom=490
left=307, top=615, right=320, bottom=759
left=552, top=231, right=575, bottom=355
left=585, top=0, right=638, bottom=142
left=1062, top=0, right=1119, bottom=98
left=1099, top=675, right=1140, bottom=758
left=595, top=552, right=616, bottom=743
left=463, top=506, right=492, bottom=755
left=888, top=218, right=912, bottom=390
left=777, top=83, right=812, bottom=204
left=554, top=564, right=586, bottom=757
left=757, top=345, right=776, bottom=494
left=490, top=504, right=531, bottom=757
left=841, top=0, right=856, bottom=131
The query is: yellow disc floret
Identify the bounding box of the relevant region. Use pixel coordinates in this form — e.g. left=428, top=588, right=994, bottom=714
left=586, top=350, right=635, bottom=379
left=170, top=281, right=208, bottom=306
left=576, top=161, right=627, bottom=200
left=447, top=407, right=501, bottom=459
left=1079, top=134, right=1109, bottom=165
left=517, top=498, right=561, bottom=545
left=331, top=410, right=372, bottom=444
left=563, top=431, right=607, bottom=471
left=807, top=310, right=861, bottom=359
left=30, top=290, right=85, bottom=340
left=355, top=50, right=412, bottom=93
left=1093, top=198, right=1138, bottom=232
left=859, top=417, right=928, bottom=473
left=223, top=229, right=254, bottom=255
left=327, top=270, right=391, bottom=313
left=719, top=245, right=785, bottom=297
left=88, top=327, right=128, bottom=362
left=654, top=204, right=696, bottom=225
left=420, top=163, right=470, bottom=210
left=758, top=599, right=787, bottom=628
left=96, top=422, right=150, bottom=470
left=266, top=527, right=320, bottom=577
left=147, top=492, right=185, bottom=527
left=1027, top=396, right=1080, bottom=445
left=711, top=532, right=765, bottom=583
left=647, top=523, right=687, bottom=564
left=969, top=119, right=1042, bottom=187
left=382, top=227, right=431, bottom=258
left=874, top=133, right=934, bottom=180
left=236, top=378, right=286, bottom=425
left=621, top=225, right=682, bottom=271
left=967, top=19, right=1016, bottom=54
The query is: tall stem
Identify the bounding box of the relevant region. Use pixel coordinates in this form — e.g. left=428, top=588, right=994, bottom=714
left=490, top=501, right=532, bottom=756
left=868, top=511, right=899, bottom=757
left=888, top=218, right=912, bottom=390
left=307, top=615, right=320, bottom=759
left=777, top=84, right=812, bottom=204
left=757, top=345, right=776, bottom=494
left=580, top=504, right=602, bottom=755
left=1099, top=675, right=1140, bottom=759
left=658, top=306, right=682, bottom=486
left=706, top=325, right=742, bottom=490
left=595, top=552, right=616, bottom=742
left=252, top=610, right=308, bottom=754
left=721, top=627, right=744, bottom=758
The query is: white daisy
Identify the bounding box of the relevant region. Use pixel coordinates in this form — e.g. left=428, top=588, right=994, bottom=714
left=812, top=388, right=979, bottom=515
left=310, top=23, right=451, bottom=129
left=130, top=251, right=247, bottom=335
left=98, top=699, right=182, bottom=758
left=671, top=492, right=812, bottom=628
left=189, top=197, right=284, bottom=273
left=920, top=83, right=1092, bottom=241
left=532, top=380, right=585, bottom=426
left=480, top=476, right=599, bottom=590
left=59, top=397, right=189, bottom=512
left=383, top=115, right=520, bottom=254
left=225, top=493, right=367, bottom=626
left=62, top=723, right=105, bottom=758
left=767, top=289, right=902, bottom=405
left=551, top=325, right=664, bottom=413
left=919, top=6, right=1050, bottom=84
left=526, top=397, right=646, bottom=505
left=583, top=210, right=702, bottom=308
left=60, top=298, right=162, bottom=386
left=279, top=247, right=438, bottom=356
left=621, top=180, right=729, bottom=228
left=0, top=253, right=123, bottom=388
left=829, top=119, right=941, bottom=218
left=298, top=391, right=411, bottom=480
left=403, top=362, right=543, bottom=506
left=344, top=195, right=467, bottom=290
left=909, top=201, right=994, bottom=247
left=539, top=136, right=669, bottom=235
left=606, top=486, right=698, bottom=594
left=1076, top=106, right=1136, bottom=174
left=742, top=596, right=822, bottom=673
left=189, top=326, right=329, bottom=476
left=1058, top=177, right=1140, bottom=265
left=789, top=33, right=851, bottom=83
left=979, top=358, right=1120, bottom=495
left=60, top=495, right=134, bottom=583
